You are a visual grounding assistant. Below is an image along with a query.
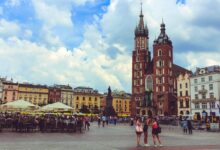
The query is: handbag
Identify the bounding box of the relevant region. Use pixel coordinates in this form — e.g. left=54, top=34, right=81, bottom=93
left=157, top=126, right=161, bottom=133
left=136, top=125, right=143, bottom=133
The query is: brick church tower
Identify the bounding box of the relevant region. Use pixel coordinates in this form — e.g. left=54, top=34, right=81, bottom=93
left=131, top=7, right=151, bottom=116
left=131, top=5, right=190, bottom=117
left=153, top=21, right=176, bottom=115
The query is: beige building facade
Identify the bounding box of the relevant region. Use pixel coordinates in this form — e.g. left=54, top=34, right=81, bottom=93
left=177, top=72, right=191, bottom=116
left=112, top=91, right=131, bottom=116
left=18, top=83, right=48, bottom=106
left=58, top=85, right=74, bottom=108
left=73, top=87, right=102, bottom=113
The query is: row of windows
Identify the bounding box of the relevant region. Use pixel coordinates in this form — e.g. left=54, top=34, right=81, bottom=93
left=156, top=60, right=172, bottom=68
left=134, top=79, right=143, bottom=86
left=115, top=100, right=129, bottom=104
left=156, top=86, right=173, bottom=92
left=179, top=83, right=188, bottom=89
left=134, top=63, right=142, bottom=70
left=179, top=99, right=190, bottom=108
left=76, top=96, right=98, bottom=101
left=194, top=76, right=212, bottom=84
left=194, top=92, right=214, bottom=99
left=134, top=87, right=144, bottom=94
left=4, top=91, right=16, bottom=95
left=194, top=84, right=213, bottom=92
left=157, top=49, right=172, bottom=57
left=61, top=95, right=73, bottom=98
left=134, top=71, right=142, bottom=78
left=195, top=102, right=215, bottom=109
left=135, top=38, right=146, bottom=49
left=179, top=91, right=189, bottom=97
left=75, top=104, right=98, bottom=109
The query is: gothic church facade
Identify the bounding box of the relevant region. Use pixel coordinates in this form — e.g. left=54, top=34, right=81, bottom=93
left=131, top=8, right=190, bottom=116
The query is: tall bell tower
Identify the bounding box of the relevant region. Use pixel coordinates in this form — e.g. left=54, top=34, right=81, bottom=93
left=131, top=4, right=151, bottom=116
left=153, top=21, right=175, bottom=115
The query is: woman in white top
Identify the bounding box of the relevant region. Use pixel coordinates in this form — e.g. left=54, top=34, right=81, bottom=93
left=135, top=117, right=143, bottom=146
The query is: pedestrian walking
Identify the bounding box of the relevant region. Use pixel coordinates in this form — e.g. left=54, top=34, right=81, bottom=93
left=114, top=116, right=117, bottom=125
left=97, top=116, right=101, bottom=127
left=130, top=117, right=134, bottom=126
left=84, top=116, right=90, bottom=131
left=102, top=116, right=106, bottom=127
left=143, top=117, right=150, bottom=147
left=135, top=117, right=143, bottom=147
left=187, top=120, right=193, bottom=134
left=182, top=119, right=188, bottom=134
left=152, top=118, right=162, bottom=147
left=106, top=116, right=109, bottom=126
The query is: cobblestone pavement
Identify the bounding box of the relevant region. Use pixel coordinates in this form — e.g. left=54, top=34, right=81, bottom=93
left=0, top=123, right=220, bottom=150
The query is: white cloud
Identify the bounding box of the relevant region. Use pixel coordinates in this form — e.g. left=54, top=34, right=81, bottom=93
left=175, top=51, right=220, bottom=71
left=0, top=33, right=131, bottom=92
left=32, top=0, right=73, bottom=28
left=0, top=19, right=20, bottom=37
left=0, top=0, right=220, bottom=93
left=72, top=0, right=96, bottom=6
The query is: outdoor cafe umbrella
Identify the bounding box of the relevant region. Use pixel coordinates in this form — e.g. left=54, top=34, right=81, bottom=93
left=40, top=102, right=73, bottom=112
left=0, top=99, right=39, bottom=111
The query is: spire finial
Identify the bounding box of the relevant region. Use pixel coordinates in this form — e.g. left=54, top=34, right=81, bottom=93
left=139, top=0, right=143, bottom=16
left=141, top=0, right=143, bottom=15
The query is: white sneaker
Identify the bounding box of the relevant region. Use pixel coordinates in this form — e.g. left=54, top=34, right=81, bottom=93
left=159, top=144, right=163, bottom=147
left=144, top=144, right=150, bottom=147
left=154, top=144, right=157, bottom=147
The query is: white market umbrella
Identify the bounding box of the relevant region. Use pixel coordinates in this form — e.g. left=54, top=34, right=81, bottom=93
left=0, top=99, right=39, bottom=111
left=40, top=102, right=73, bottom=112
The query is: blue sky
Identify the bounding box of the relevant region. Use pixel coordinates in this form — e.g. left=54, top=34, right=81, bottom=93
left=0, top=0, right=220, bottom=93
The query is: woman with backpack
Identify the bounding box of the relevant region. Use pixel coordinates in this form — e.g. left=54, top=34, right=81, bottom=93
left=152, top=118, right=162, bottom=147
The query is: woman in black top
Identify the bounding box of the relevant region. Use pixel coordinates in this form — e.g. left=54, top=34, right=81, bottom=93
left=143, top=117, right=150, bottom=147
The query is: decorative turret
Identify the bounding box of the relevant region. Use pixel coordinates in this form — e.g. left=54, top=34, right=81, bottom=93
left=154, top=20, right=172, bottom=45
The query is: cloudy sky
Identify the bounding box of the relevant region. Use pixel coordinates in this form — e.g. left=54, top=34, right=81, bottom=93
left=0, top=0, right=219, bottom=93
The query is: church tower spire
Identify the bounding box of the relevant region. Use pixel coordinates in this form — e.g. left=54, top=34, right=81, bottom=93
left=131, top=2, right=152, bottom=117
left=135, top=2, right=148, bottom=38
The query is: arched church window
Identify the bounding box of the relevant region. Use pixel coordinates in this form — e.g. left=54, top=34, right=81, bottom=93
left=158, top=49, right=162, bottom=56
left=145, top=75, right=153, bottom=91
left=157, top=60, right=163, bottom=67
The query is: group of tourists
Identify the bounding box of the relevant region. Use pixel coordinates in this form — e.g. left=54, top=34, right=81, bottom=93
left=0, top=112, right=91, bottom=133
left=181, top=119, right=193, bottom=134
left=135, top=117, right=162, bottom=147
left=97, top=116, right=118, bottom=127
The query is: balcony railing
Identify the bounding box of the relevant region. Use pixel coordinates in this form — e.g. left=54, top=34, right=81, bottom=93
left=198, top=89, right=207, bottom=94
left=191, top=97, right=216, bottom=103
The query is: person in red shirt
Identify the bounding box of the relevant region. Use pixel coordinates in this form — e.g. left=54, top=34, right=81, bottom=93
left=152, top=118, right=162, bottom=147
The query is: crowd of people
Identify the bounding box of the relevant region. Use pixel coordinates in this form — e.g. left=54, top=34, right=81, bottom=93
left=0, top=112, right=91, bottom=133
left=97, top=116, right=118, bottom=127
